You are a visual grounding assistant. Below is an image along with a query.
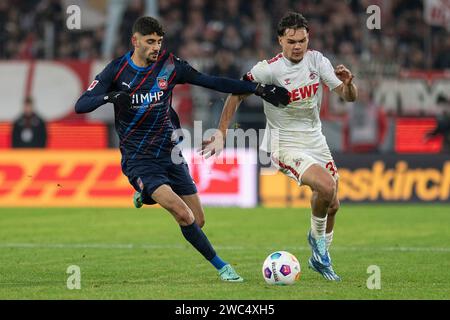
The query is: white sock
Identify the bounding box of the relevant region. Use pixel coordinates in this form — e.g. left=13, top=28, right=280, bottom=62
left=311, top=214, right=327, bottom=239
left=325, top=231, right=334, bottom=250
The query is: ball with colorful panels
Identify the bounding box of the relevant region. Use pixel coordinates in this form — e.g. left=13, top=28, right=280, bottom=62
left=262, top=251, right=301, bottom=285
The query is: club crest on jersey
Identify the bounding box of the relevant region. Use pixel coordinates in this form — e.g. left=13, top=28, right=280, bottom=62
left=294, top=158, right=303, bottom=167
left=87, top=80, right=99, bottom=91
left=309, top=71, right=318, bottom=80
left=157, top=76, right=168, bottom=90
left=284, top=78, right=291, bottom=85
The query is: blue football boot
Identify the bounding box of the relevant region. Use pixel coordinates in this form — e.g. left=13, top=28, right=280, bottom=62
left=308, top=256, right=341, bottom=281
left=307, top=230, right=341, bottom=281
left=307, top=230, right=331, bottom=266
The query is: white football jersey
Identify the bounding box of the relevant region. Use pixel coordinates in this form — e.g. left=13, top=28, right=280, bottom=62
left=246, top=50, right=342, bottom=152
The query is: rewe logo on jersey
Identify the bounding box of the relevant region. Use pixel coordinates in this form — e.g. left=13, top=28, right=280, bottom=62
left=289, top=83, right=319, bottom=103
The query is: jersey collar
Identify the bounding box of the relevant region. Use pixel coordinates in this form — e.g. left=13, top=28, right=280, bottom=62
left=282, top=53, right=304, bottom=66
left=126, top=51, right=153, bottom=72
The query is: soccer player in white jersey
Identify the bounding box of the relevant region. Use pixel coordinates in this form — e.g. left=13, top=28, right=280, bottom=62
left=200, top=12, right=357, bottom=281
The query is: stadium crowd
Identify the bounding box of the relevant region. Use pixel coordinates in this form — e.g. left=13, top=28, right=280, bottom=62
left=1, top=0, right=449, bottom=72
left=1, top=0, right=448, bottom=152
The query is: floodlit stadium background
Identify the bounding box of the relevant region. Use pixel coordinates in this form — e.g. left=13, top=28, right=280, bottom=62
left=1, top=0, right=449, bottom=208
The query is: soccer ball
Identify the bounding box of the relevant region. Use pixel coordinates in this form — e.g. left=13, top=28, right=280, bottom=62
left=262, top=251, right=301, bottom=285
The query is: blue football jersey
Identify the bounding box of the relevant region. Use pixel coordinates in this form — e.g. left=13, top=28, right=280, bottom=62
left=75, top=50, right=257, bottom=160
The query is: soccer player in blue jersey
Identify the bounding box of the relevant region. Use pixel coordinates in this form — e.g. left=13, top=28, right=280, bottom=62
left=75, top=16, right=289, bottom=282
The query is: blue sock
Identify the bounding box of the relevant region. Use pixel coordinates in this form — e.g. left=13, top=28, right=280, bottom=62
left=210, top=255, right=227, bottom=270
left=180, top=221, right=227, bottom=270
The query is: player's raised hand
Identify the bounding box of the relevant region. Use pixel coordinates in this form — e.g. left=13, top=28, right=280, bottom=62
left=198, top=130, right=225, bottom=159
left=255, top=84, right=290, bottom=107
left=104, top=91, right=132, bottom=108
left=335, top=64, right=354, bottom=85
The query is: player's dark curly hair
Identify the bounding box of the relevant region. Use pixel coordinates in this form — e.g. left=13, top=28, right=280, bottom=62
left=132, top=16, right=165, bottom=36
left=277, top=12, right=309, bottom=36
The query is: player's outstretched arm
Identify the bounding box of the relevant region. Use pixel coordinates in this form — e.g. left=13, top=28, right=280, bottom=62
left=74, top=91, right=106, bottom=114
left=75, top=61, right=131, bottom=113
left=333, top=64, right=358, bottom=102
left=176, top=57, right=290, bottom=107
left=175, top=56, right=289, bottom=106
left=75, top=90, right=131, bottom=114
left=187, top=72, right=289, bottom=107
left=199, top=93, right=249, bottom=158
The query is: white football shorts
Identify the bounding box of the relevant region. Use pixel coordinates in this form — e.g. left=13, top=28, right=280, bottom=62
left=270, top=135, right=339, bottom=185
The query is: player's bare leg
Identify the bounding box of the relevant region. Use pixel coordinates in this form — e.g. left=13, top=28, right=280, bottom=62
left=326, top=195, right=339, bottom=233
left=151, top=185, right=195, bottom=225
left=301, top=165, right=341, bottom=281
left=180, top=193, right=205, bottom=228
left=302, top=164, right=336, bottom=219
left=302, top=164, right=335, bottom=259
left=312, top=180, right=340, bottom=249
left=151, top=184, right=243, bottom=282
left=325, top=181, right=340, bottom=250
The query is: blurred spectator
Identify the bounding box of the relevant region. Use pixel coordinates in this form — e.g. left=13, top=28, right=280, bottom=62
left=207, top=49, right=241, bottom=127
left=208, top=49, right=241, bottom=79
left=427, top=113, right=450, bottom=153
left=2, top=0, right=450, bottom=153
left=1, top=0, right=448, bottom=72
left=434, top=36, right=450, bottom=69
left=427, top=96, right=450, bottom=152
left=12, top=97, right=47, bottom=148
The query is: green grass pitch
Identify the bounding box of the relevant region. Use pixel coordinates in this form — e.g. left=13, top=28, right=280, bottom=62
left=0, top=205, right=449, bottom=299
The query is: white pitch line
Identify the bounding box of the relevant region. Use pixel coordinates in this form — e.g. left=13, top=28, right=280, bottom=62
left=0, top=243, right=450, bottom=252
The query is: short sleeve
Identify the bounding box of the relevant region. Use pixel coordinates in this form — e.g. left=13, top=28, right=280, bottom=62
left=317, top=53, right=342, bottom=90
left=244, top=60, right=272, bottom=84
